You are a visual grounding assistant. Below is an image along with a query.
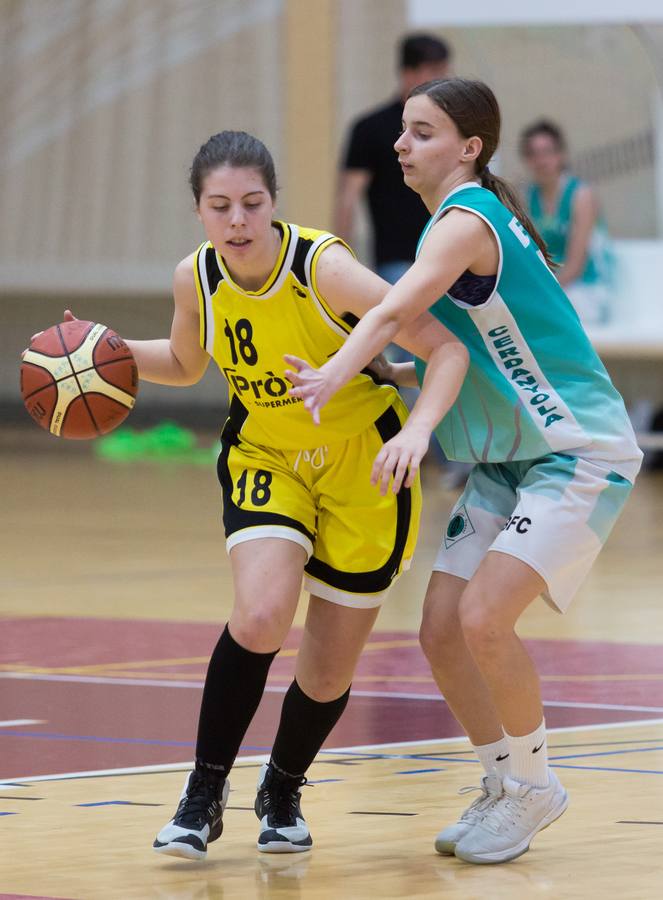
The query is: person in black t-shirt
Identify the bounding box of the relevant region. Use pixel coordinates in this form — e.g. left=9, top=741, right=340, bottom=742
left=334, top=33, right=452, bottom=285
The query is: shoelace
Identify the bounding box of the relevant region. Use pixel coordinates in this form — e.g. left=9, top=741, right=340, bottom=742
left=457, top=782, right=497, bottom=822
left=477, top=790, right=528, bottom=835
left=175, top=773, right=221, bottom=828
left=261, top=773, right=308, bottom=826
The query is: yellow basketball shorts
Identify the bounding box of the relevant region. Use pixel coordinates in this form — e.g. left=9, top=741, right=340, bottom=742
left=216, top=398, right=422, bottom=608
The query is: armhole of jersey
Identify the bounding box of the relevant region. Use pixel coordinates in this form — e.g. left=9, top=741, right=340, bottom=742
left=305, top=234, right=355, bottom=338
left=193, top=241, right=215, bottom=355
left=436, top=203, right=504, bottom=310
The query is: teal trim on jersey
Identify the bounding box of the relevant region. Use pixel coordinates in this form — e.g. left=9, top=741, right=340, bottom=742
left=527, top=176, right=612, bottom=285
left=415, top=184, right=640, bottom=479
left=586, top=471, right=632, bottom=543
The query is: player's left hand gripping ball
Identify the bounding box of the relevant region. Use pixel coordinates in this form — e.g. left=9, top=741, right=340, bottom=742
left=21, top=320, right=138, bottom=439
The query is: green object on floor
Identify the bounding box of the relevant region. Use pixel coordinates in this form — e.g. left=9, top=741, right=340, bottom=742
left=95, top=421, right=218, bottom=464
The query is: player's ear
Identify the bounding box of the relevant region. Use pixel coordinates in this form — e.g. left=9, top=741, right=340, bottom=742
left=462, top=136, right=483, bottom=164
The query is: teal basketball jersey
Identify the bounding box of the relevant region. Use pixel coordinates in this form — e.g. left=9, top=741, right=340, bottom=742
left=527, top=176, right=613, bottom=286
left=414, top=184, right=641, bottom=481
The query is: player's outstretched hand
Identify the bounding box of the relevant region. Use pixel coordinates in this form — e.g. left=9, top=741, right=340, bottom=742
left=284, top=355, right=335, bottom=426
left=371, top=424, right=430, bottom=495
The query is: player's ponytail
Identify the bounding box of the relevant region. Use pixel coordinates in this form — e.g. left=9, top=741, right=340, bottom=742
left=410, top=78, right=554, bottom=268
left=480, top=166, right=554, bottom=267
left=189, top=131, right=277, bottom=204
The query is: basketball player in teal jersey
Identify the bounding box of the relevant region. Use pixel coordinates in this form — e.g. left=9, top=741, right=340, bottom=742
left=286, top=78, right=642, bottom=865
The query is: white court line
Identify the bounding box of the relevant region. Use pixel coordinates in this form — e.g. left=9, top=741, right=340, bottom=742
left=3, top=671, right=663, bottom=715
left=1, top=672, right=656, bottom=715
left=0, top=719, right=45, bottom=727
left=5, top=718, right=663, bottom=786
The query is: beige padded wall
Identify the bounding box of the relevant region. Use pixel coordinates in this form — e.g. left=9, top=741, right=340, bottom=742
left=0, top=0, right=284, bottom=294
left=440, top=25, right=657, bottom=239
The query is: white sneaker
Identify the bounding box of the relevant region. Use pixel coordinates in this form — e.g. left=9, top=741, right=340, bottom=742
left=454, top=769, right=568, bottom=864
left=434, top=773, right=502, bottom=854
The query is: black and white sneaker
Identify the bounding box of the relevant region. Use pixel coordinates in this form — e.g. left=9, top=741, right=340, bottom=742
left=153, top=770, right=230, bottom=860
left=254, top=762, right=312, bottom=853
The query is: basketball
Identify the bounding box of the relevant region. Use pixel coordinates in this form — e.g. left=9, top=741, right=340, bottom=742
left=21, top=320, right=139, bottom=439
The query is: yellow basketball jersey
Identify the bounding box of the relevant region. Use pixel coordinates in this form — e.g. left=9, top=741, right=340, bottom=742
left=193, top=222, right=399, bottom=450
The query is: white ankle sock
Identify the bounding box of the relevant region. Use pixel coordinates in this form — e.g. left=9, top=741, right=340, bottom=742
left=504, top=720, right=549, bottom=788
left=472, top=736, right=510, bottom=778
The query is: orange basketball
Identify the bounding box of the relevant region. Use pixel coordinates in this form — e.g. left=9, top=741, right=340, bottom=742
left=21, top=320, right=139, bottom=439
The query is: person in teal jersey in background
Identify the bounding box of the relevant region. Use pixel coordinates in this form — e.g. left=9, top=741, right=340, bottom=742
left=285, top=78, right=642, bottom=866
left=520, top=119, right=613, bottom=327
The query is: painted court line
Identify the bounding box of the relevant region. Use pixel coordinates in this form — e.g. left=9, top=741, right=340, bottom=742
left=5, top=718, right=663, bottom=785
left=3, top=671, right=663, bottom=715
left=0, top=719, right=45, bottom=727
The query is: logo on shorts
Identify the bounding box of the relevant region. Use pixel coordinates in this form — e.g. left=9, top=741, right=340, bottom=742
left=444, top=504, right=475, bottom=549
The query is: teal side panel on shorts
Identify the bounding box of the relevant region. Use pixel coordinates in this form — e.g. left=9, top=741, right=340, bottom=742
left=586, top=470, right=632, bottom=543
left=517, top=454, right=578, bottom=502
left=462, top=464, right=517, bottom=517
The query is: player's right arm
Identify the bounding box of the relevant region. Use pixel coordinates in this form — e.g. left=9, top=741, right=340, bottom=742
left=124, top=255, right=209, bottom=386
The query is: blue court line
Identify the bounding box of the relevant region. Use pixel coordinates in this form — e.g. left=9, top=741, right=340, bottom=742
left=307, top=778, right=344, bottom=784
left=550, top=746, right=663, bottom=761
left=395, top=768, right=446, bottom=775
left=76, top=800, right=159, bottom=807
left=552, top=763, right=663, bottom=775
left=0, top=811, right=17, bottom=816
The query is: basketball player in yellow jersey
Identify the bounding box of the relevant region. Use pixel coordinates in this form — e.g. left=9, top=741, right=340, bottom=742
left=64, top=131, right=468, bottom=859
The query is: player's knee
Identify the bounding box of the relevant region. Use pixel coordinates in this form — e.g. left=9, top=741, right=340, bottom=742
left=229, top=609, right=285, bottom=654
left=419, top=603, right=463, bottom=662
left=298, top=671, right=350, bottom=703
left=458, top=591, right=505, bottom=652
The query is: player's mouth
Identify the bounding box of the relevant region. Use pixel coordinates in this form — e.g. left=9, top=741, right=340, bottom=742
left=399, top=159, right=414, bottom=174
left=227, top=238, right=252, bottom=249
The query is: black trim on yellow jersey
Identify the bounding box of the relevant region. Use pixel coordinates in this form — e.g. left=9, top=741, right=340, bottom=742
left=227, top=395, right=249, bottom=436
left=193, top=242, right=209, bottom=353
left=205, top=245, right=223, bottom=296
left=290, top=236, right=310, bottom=286
left=217, top=424, right=316, bottom=545
left=304, top=405, right=412, bottom=593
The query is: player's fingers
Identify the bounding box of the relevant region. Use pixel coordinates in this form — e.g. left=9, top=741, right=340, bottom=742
left=371, top=448, right=388, bottom=485
left=283, top=354, right=306, bottom=372
left=391, top=452, right=412, bottom=494
left=404, top=457, right=420, bottom=488
left=379, top=448, right=399, bottom=495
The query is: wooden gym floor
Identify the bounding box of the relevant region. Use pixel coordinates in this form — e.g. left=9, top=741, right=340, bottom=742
left=1, top=427, right=663, bottom=899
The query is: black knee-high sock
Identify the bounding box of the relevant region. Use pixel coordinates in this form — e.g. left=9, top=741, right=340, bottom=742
left=195, top=624, right=277, bottom=779
left=270, top=679, right=351, bottom=777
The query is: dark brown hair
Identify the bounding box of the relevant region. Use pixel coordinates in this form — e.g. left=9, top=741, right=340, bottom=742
left=410, top=78, right=553, bottom=266
left=189, top=131, right=277, bottom=205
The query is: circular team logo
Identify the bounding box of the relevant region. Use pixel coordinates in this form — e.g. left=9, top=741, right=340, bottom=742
left=447, top=514, right=465, bottom=539
left=444, top=503, right=475, bottom=549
